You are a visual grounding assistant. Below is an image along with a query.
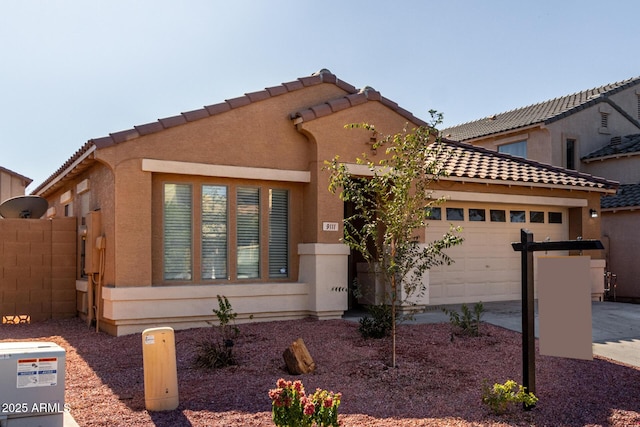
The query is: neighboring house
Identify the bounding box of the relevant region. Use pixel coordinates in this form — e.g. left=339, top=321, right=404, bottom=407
left=31, top=70, right=616, bottom=335
left=442, top=77, right=640, bottom=301
left=0, top=166, right=32, bottom=203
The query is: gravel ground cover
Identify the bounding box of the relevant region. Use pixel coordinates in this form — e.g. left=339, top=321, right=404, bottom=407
left=1, top=317, right=639, bottom=426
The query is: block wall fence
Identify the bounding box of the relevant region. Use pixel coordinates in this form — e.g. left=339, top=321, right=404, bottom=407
left=0, top=217, right=76, bottom=323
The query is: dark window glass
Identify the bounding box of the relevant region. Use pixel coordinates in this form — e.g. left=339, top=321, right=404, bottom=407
left=566, top=139, right=576, bottom=170
left=549, top=212, right=563, bottom=224
left=490, top=210, right=506, bottom=222
left=425, top=207, right=441, bottom=220
left=510, top=210, right=526, bottom=223
left=498, top=141, right=527, bottom=158
left=269, top=189, right=289, bottom=279
left=469, top=208, right=486, bottom=222
left=446, top=208, right=464, bottom=221
left=530, top=211, right=545, bottom=223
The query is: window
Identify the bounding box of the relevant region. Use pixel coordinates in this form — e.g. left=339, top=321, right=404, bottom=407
left=510, top=210, right=526, bottom=223
left=201, top=185, right=227, bottom=280
left=566, top=139, right=576, bottom=170
left=548, top=212, right=563, bottom=224
left=530, top=211, right=545, bottom=223
left=469, top=208, right=486, bottom=222
left=446, top=208, right=464, bottom=221
left=269, top=189, right=289, bottom=278
left=162, top=182, right=292, bottom=283
left=425, top=207, right=441, bottom=220
left=164, top=183, right=192, bottom=280
left=237, top=187, right=260, bottom=279
left=498, top=141, right=526, bottom=158
left=490, top=209, right=506, bottom=222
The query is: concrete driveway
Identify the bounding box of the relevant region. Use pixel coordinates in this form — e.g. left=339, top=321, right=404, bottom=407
left=348, top=300, right=640, bottom=368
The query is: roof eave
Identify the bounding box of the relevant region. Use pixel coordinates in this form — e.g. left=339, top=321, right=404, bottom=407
left=439, top=175, right=618, bottom=194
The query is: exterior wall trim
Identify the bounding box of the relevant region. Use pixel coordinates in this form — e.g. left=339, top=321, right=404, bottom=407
left=431, top=190, right=588, bottom=207
left=141, top=159, right=311, bottom=183
left=437, top=176, right=616, bottom=194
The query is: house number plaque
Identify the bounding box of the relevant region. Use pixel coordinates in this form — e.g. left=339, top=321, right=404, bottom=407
left=322, top=222, right=339, bottom=231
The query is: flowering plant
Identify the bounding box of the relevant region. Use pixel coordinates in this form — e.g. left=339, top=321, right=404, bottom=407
left=268, top=378, right=341, bottom=427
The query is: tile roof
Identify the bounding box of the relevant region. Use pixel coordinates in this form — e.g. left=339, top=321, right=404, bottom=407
left=436, top=139, right=618, bottom=192
left=441, top=77, right=640, bottom=141
left=582, top=134, right=640, bottom=162
left=291, top=86, right=428, bottom=126
left=601, top=183, right=640, bottom=210
left=33, top=69, right=427, bottom=195
left=31, top=69, right=618, bottom=197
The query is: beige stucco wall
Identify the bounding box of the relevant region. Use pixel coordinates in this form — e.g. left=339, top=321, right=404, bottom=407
left=0, top=170, right=30, bottom=202
left=583, top=156, right=640, bottom=184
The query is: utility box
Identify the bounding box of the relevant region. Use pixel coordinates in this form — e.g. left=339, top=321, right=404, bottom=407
left=0, top=342, right=66, bottom=427
left=142, top=327, right=179, bottom=411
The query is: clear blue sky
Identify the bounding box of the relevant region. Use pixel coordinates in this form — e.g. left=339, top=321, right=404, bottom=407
left=2, top=0, right=639, bottom=192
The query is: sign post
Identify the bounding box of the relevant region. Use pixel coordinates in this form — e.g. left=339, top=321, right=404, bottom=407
left=511, top=229, right=603, bottom=409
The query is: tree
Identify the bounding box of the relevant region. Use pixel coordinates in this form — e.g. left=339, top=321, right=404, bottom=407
left=325, top=111, right=464, bottom=367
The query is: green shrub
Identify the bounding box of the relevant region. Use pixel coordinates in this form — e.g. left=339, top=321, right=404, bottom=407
left=358, top=303, right=393, bottom=339
left=481, top=379, right=538, bottom=414
left=442, top=301, right=484, bottom=337
left=194, top=295, right=240, bottom=369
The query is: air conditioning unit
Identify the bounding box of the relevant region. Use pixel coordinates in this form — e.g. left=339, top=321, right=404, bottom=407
left=0, top=342, right=66, bottom=427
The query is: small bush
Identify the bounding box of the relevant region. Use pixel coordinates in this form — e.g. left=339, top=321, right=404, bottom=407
left=194, top=339, right=236, bottom=369
left=194, top=295, right=240, bottom=369
left=481, top=379, right=538, bottom=414
left=358, top=303, right=392, bottom=339
left=442, top=301, right=484, bottom=337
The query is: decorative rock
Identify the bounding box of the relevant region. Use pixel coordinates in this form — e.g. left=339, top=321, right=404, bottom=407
left=283, top=338, right=316, bottom=374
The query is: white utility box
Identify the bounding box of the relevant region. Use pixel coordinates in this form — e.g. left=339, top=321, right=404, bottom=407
left=0, top=342, right=66, bottom=427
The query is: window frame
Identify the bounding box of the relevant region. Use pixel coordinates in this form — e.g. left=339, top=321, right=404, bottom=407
left=498, top=140, right=527, bottom=158
left=155, top=176, right=297, bottom=285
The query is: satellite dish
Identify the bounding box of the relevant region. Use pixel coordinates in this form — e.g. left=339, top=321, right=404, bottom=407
left=0, top=195, right=48, bottom=219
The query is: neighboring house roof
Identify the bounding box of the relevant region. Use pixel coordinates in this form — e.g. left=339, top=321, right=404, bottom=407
left=582, top=134, right=640, bottom=162
left=437, top=140, right=617, bottom=192
left=601, top=183, right=640, bottom=210
left=0, top=165, right=32, bottom=186
left=442, top=77, right=640, bottom=141
left=32, top=69, right=618, bottom=197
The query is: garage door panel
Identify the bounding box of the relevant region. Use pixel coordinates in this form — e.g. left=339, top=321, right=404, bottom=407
left=426, top=202, right=569, bottom=306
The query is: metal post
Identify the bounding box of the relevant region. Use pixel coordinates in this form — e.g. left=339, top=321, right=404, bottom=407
left=520, top=229, right=535, bottom=407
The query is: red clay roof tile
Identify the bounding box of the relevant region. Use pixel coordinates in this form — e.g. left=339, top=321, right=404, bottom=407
left=159, top=115, right=187, bottom=129
left=109, top=129, right=140, bottom=144
left=135, top=122, right=164, bottom=136
left=225, top=96, right=251, bottom=109
left=182, top=109, right=210, bottom=122
left=205, top=102, right=231, bottom=115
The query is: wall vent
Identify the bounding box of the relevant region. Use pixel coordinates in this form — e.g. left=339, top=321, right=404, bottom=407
left=610, top=136, right=622, bottom=146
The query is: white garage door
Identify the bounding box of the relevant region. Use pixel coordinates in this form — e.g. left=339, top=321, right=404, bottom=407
left=425, top=201, right=569, bottom=305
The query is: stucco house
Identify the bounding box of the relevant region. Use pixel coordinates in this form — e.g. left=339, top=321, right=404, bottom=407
left=442, top=77, right=640, bottom=301
left=32, top=70, right=617, bottom=335
left=0, top=166, right=31, bottom=203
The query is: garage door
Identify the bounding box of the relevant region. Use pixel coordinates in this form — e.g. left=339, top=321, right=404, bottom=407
left=425, top=201, right=569, bottom=305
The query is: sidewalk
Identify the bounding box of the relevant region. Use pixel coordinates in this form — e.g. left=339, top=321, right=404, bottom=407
left=345, top=300, right=640, bottom=368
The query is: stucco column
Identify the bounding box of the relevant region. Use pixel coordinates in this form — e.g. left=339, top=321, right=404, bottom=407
left=298, top=243, right=349, bottom=319
left=113, top=159, right=152, bottom=286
